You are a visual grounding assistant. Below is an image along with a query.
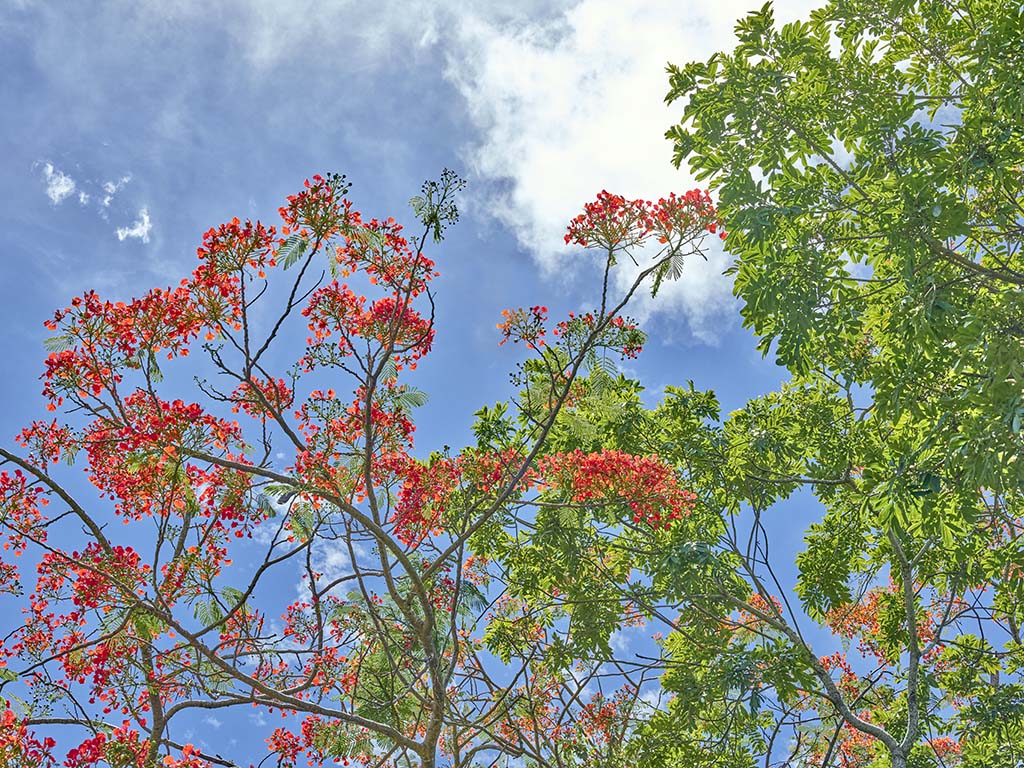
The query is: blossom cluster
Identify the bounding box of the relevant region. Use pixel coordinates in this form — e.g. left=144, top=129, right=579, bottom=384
left=382, top=448, right=695, bottom=542
left=536, top=449, right=697, bottom=529
left=564, top=188, right=724, bottom=250
left=0, top=705, right=56, bottom=767
left=824, top=582, right=947, bottom=666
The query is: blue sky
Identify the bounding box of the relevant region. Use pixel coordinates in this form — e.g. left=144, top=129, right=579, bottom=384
left=0, top=0, right=827, bottom=760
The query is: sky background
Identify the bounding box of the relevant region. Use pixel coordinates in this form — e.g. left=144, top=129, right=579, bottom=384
left=1, top=0, right=825, bottom=760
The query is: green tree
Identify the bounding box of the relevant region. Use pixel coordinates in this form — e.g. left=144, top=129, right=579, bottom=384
left=476, top=4, right=1024, bottom=766
left=666, top=0, right=1024, bottom=497
left=637, top=0, right=1024, bottom=765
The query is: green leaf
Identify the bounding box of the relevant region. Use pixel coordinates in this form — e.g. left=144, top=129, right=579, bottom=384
left=276, top=233, right=308, bottom=269
left=396, top=386, right=429, bottom=409
left=43, top=334, right=74, bottom=352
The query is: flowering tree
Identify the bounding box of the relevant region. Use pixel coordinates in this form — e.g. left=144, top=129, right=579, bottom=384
left=0, top=173, right=723, bottom=767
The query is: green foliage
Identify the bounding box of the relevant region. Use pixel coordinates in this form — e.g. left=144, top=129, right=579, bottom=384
left=666, top=0, right=1024, bottom=499
left=408, top=168, right=466, bottom=243
left=468, top=3, right=1024, bottom=766
left=652, top=1, right=1024, bottom=764
left=796, top=505, right=870, bottom=621
left=275, top=232, right=309, bottom=270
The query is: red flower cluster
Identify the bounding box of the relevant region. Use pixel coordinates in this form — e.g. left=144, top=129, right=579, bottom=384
left=40, top=255, right=249, bottom=411
left=565, top=192, right=657, bottom=250
left=16, top=419, right=72, bottom=465
left=376, top=446, right=695, bottom=550
left=0, top=561, right=18, bottom=595
left=161, top=743, right=210, bottom=768
left=196, top=216, right=277, bottom=277
left=266, top=718, right=371, bottom=768
left=554, top=311, right=644, bottom=359
left=497, top=305, right=549, bottom=348
left=0, top=704, right=56, bottom=767
left=278, top=173, right=352, bottom=241
left=37, top=542, right=149, bottom=610
left=63, top=735, right=106, bottom=767
left=927, top=736, right=961, bottom=759
left=266, top=727, right=303, bottom=765
left=564, top=189, right=724, bottom=250
left=380, top=453, right=460, bottom=545
left=361, top=295, right=433, bottom=359
left=0, top=468, right=48, bottom=555
left=836, top=719, right=877, bottom=768
left=335, top=215, right=438, bottom=298
left=229, top=376, right=295, bottom=418
left=302, top=281, right=433, bottom=372
left=84, top=392, right=250, bottom=523
left=735, top=592, right=784, bottom=630
left=650, top=189, right=723, bottom=242
left=824, top=582, right=946, bottom=666
left=536, top=450, right=696, bottom=529
left=575, top=688, right=634, bottom=747
left=819, top=652, right=861, bottom=699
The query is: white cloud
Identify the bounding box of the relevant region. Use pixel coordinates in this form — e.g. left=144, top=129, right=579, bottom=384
left=297, top=540, right=366, bottom=600
left=316, top=546, right=353, bottom=583
left=102, top=175, right=131, bottom=194
left=116, top=207, right=152, bottom=243
left=609, top=628, right=633, bottom=654
left=640, top=684, right=668, bottom=711
left=443, top=0, right=820, bottom=341
left=203, top=0, right=566, bottom=70
left=101, top=174, right=132, bottom=207
left=41, top=162, right=76, bottom=204
left=250, top=710, right=268, bottom=728
left=177, top=0, right=821, bottom=341
left=38, top=161, right=143, bottom=233
left=163, top=0, right=821, bottom=341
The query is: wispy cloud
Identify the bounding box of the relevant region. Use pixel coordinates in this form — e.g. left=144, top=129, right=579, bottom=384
left=609, top=628, right=634, bottom=654
left=116, top=207, right=152, bottom=243
left=39, top=161, right=147, bottom=244
left=640, top=684, right=668, bottom=711
left=297, top=541, right=366, bottom=601
left=101, top=174, right=132, bottom=208
left=41, top=162, right=76, bottom=205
